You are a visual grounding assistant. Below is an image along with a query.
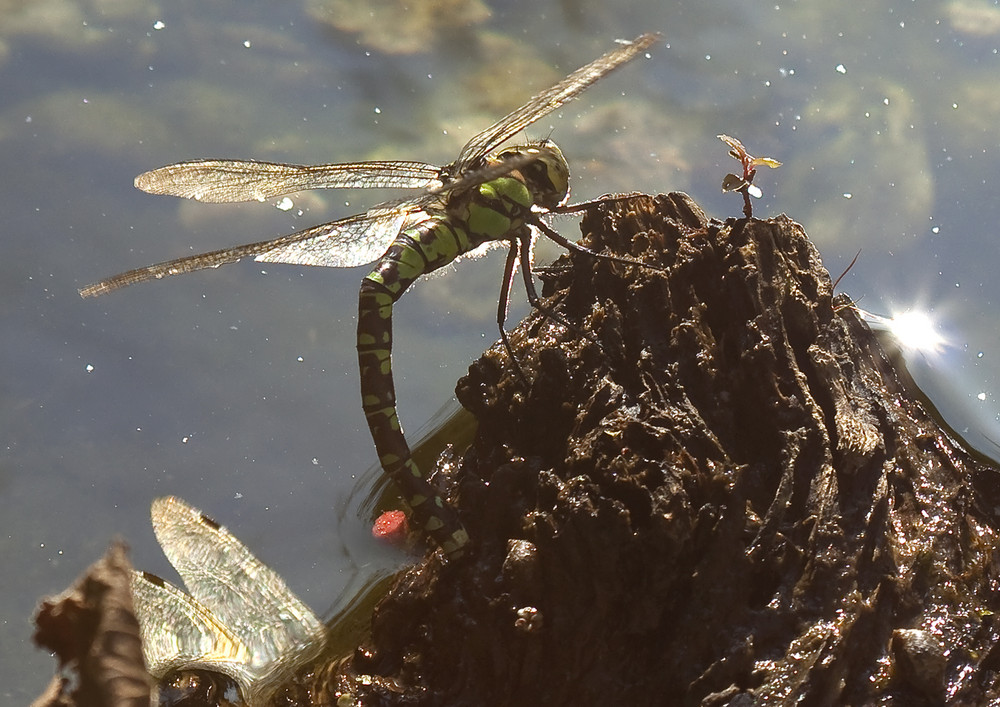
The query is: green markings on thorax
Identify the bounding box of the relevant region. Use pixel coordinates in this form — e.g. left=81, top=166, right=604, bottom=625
left=459, top=176, right=534, bottom=238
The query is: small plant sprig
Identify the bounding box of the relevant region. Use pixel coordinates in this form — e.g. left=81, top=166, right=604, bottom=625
left=718, top=134, right=781, bottom=219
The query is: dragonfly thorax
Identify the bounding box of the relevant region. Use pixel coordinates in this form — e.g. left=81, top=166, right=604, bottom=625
left=494, top=139, right=570, bottom=211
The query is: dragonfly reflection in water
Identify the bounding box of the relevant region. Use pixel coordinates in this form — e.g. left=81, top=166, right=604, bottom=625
left=81, top=34, right=660, bottom=557
left=132, top=496, right=326, bottom=707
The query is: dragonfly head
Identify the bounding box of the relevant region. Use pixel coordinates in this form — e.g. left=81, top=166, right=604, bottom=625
left=496, top=138, right=570, bottom=211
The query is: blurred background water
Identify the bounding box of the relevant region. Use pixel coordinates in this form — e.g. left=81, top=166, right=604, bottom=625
left=4, top=0, right=1000, bottom=700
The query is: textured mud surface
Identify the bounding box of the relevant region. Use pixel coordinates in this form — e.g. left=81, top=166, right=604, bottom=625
left=324, top=193, right=1000, bottom=706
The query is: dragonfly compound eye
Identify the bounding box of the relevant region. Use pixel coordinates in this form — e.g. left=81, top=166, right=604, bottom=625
left=500, top=140, right=570, bottom=211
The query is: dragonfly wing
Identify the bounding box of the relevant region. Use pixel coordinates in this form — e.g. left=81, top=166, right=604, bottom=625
left=79, top=201, right=423, bottom=297
left=135, top=159, right=444, bottom=203
left=78, top=225, right=347, bottom=298
left=254, top=210, right=410, bottom=268
left=255, top=196, right=437, bottom=267
left=150, top=497, right=326, bottom=675
left=452, top=33, right=660, bottom=172
left=130, top=570, right=253, bottom=687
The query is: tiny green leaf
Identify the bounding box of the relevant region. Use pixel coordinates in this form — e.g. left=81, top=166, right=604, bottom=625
left=751, top=157, right=782, bottom=169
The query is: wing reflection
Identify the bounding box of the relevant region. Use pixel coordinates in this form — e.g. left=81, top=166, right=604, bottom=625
left=131, top=497, right=326, bottom=707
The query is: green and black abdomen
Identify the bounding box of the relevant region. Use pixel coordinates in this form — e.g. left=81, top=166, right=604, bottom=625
left=357, top=220, right=473, bottom=556
left=356, top=160, right=563, bottom=557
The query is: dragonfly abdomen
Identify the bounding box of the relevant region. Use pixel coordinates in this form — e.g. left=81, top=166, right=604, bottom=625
left=357, top=216, right=477, bottom=557
left=355, top=169, right=549, bottom=556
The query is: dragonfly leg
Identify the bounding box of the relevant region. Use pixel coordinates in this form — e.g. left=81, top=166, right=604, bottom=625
left=533, top=215, right=664, bottom=273
left=548, top=193, right=642, bottom=214
left=357, top=276, right=469, bottom=558
left=516, top=228, right=602, bottom=353
left=497, top=241, right=530, bottom=388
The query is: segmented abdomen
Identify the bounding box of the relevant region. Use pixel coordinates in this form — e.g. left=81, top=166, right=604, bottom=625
left=356, top=219, right=474, bottom=556
left=356, top=175, right=535, bottom=556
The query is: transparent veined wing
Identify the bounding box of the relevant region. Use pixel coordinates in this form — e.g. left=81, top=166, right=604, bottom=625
left=78, top=197, right=431, bottom=297
left=131, top=569, right=253, bottom=685
left=148, top=497, right=326, bottom=676
left=254, top=196, right=438, bottom=267
left=451, top=33, right=660, bottom=173
left=135, top=158, right=444, bottom=203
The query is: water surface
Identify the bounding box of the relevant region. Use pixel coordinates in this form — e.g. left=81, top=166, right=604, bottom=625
left=3, top=0, right=999, bottom=701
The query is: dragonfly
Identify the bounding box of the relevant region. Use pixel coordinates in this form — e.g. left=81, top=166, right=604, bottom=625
left=131, top=496, right=327, bottom=707
left=80, top=33, right=660, bottom=558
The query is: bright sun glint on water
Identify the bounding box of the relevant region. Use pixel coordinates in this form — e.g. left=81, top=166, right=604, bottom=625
left=884, top=310, right=948, bottom=355
left=860, top=308, right=950, bottom=358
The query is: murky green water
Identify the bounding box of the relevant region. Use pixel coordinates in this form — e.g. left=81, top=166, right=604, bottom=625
left=3, top=0, right=999, bottom=700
